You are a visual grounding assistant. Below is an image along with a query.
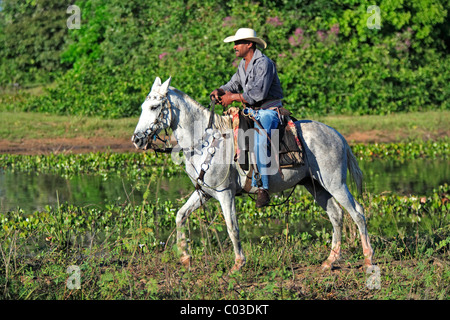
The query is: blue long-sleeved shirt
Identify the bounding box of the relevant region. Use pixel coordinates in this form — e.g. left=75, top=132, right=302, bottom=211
left=220, top=49, right=283, bottom=106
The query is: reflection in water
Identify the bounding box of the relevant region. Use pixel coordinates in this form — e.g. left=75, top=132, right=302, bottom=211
left=0, top=171, right=192, bottom=213
left=0, top=159, right=448, bottom=213
left=359, top=159, right=448, bottom=196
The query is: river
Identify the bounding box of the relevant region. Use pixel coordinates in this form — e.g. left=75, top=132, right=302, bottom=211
left=0, top=159, right=448, bottom=213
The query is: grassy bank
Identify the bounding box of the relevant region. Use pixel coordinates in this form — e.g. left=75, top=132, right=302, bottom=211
left=0, top=111, right=137, bottom=141
left=0, top=110, right=449, bottom=143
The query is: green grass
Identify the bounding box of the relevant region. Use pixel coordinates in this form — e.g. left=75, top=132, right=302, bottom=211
left=316, top=110, right=450, bottom=142
left=0, top=111, right=138, bottom=140
left=0, top=184, right=448, bottom=300
left=0, top=110, right=448, bottom=142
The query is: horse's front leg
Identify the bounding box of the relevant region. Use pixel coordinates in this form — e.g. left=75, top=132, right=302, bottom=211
left=176, top=190, right=209, bottom=268
left=217, top=190, right=246, bottom=272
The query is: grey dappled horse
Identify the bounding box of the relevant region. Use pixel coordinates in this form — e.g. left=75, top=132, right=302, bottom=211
left=132, top=77, right=373, bottom=272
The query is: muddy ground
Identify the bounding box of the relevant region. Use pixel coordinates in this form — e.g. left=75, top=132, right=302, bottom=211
left=0, top=130, right=410, bottom=155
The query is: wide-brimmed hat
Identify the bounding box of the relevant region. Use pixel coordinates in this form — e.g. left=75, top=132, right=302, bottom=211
left=223, top=28, right=267, bottom=49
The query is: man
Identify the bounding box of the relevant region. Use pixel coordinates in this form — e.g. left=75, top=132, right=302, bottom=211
left=210, top=28, right=284, bottom=208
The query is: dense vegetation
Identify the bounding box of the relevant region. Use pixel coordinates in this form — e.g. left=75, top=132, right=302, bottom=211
left=0, top=138, right=448, bottom=180
left=1, top=171, right=448, bottom=299
left=1, top=0, right=449, bottom=118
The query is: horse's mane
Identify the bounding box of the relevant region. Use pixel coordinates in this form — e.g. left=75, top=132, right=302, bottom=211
left=171, top=88, right=232, bottom=132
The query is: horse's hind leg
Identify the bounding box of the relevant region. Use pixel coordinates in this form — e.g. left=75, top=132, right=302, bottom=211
left=176, top=190, right=210, bottom=268
left=303, top=180, right=344, bottom=270
left=330, top=184, right=373, bottom=268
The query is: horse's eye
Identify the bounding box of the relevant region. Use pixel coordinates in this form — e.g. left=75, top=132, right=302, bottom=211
left=151, top=105, right=159, bottom=111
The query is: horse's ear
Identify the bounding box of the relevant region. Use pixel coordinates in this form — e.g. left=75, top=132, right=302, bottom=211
left=160, top=76, right=171, bottom=95
left=151, top=77, right=162, bottom=92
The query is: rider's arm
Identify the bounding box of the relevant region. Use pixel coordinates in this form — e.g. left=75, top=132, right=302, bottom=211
left=220, top=71, right=242, bottom=94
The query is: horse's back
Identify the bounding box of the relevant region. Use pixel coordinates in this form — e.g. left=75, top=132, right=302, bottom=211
left=294, top=119, right=350, bottom=177
left=295, top=120, right=347, bottom=149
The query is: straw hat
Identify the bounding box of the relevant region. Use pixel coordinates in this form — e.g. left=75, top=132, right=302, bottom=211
left=223, top=28, right=267, bottom=49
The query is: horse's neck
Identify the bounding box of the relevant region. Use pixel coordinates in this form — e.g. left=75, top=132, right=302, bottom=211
left=169, top=91, right=211, bottom=150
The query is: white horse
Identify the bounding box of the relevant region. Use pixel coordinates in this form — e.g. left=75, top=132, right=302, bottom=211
left=132, top=77, right=373, bottom=272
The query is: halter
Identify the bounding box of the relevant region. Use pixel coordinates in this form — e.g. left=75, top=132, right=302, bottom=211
left=138, top=92, right=174, bottom=153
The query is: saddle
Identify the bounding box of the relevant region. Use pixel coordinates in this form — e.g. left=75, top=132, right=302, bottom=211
left=231, top=108, right=304, bottom=183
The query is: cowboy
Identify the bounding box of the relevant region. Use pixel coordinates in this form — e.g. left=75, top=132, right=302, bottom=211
left=210, top=28, right=284, bottom=208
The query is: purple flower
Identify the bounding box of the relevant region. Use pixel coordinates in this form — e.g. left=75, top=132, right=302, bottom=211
left=317, top=30, right=327, bottom=42
left=222, top=16, right=233, bottom=27
left=159, top=52, right=168, bottom=60
left=329, top=24, right=339, bottom=36
left=289, top=28, right=304, bottom=47
left=289, top=35, right=297, bottom=47
left=294, top=27, right=304, bottom=36
left=267, top=16, right=283, bottom=27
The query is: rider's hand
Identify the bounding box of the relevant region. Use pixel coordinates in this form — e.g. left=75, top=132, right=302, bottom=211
left=220, top=91, right=234, bottom=107
left=210, top=88, right=225, bottom=102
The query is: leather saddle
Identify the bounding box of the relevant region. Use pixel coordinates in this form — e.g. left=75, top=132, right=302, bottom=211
left=231, top=108, right=304, bottom=172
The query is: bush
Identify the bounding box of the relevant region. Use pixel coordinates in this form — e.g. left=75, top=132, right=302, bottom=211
left=1, top=0, right=449, bottom=118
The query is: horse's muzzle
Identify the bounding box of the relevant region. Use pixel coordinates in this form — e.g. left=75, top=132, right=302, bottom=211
left=132, top=132, right=149, bottom=150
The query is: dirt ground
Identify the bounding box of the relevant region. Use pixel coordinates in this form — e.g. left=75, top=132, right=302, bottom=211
left=0, top=131, right=399, bottom=155
left=0, top=137, right=137, bottom=155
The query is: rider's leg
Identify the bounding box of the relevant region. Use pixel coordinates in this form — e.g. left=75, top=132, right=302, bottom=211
left=251, top=109, right=279, bottom=207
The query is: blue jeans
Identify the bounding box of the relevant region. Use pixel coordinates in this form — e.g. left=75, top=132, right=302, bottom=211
left=249, top=109, right=280, bottom=189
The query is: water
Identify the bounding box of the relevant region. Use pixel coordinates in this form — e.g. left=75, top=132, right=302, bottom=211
left=0, top=159, right=448, bottom=213
left=359, top=159, right=449, bottom=195
left=0, top=172, right=193, bottom=213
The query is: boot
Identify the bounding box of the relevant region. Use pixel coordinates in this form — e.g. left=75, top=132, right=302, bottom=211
left=256, top=188, right=270, bottom=208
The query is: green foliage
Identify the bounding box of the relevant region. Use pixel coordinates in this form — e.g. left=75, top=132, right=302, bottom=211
left=0, top=183, right=448, bottom=299
left=0, top=151, right=181, bottom=179
left=0, top=0, right=70, bottom=85
left=0, top=0, right=449, bottom=117
left=352, top=137, right=450, bottom=160
left=0, top=139, right=447, bottom=183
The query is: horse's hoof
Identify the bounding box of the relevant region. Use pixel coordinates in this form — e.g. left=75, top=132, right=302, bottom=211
left=230, top=258, right=246, bottom=273
left=180, top=255, right=191, bottom=269
left=320, top=260, right=333, bottom=272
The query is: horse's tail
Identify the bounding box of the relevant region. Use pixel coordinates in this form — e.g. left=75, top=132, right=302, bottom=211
left=345, top=141, right=363, bottom=195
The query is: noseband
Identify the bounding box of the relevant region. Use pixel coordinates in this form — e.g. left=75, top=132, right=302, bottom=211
left=135, top=93, right=174, bottom=153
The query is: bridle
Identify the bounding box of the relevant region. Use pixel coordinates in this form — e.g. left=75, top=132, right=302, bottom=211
left=133, top=92, right=174, bottom=153
left=134, top=93, right=226, bottom=191
left=135, top=93, right=220, bottom=155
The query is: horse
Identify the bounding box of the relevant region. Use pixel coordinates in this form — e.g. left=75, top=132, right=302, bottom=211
left=132, top=77, right=374, bottom=272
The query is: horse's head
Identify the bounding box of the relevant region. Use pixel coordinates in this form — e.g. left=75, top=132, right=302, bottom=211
left=132, top=77, right=172, bottom=150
